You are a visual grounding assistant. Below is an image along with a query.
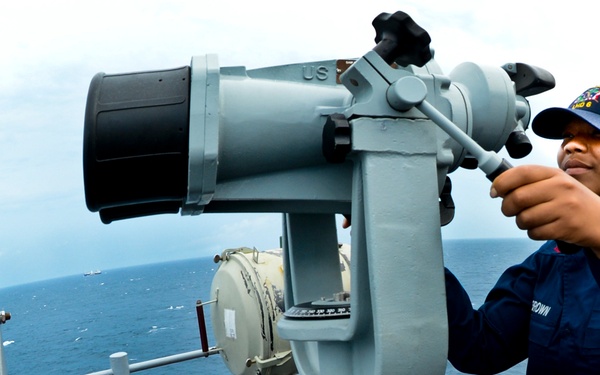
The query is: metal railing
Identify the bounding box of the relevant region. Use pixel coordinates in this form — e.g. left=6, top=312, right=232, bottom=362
left=86, top=348, right=221, bottom=375
left=1, top=297, right=222, bottom=375
left=87, top=299, right=220, bottom=374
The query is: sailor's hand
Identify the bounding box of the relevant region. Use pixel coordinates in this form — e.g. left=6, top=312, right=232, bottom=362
left=491, top=165, right=600, bottom=249
left=342, top=215, right=351, bottom=228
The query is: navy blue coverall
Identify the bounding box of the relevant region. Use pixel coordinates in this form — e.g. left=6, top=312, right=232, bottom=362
left=446, top=240, right=600, bottom=374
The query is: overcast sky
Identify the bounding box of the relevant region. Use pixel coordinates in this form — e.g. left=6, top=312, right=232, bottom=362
left=0, top=0, right=597, bottom=287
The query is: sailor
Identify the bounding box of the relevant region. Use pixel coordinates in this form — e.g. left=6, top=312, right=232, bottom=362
left=446, top=86, right=600, bottom=374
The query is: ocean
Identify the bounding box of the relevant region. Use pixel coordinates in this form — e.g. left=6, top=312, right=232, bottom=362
left=0, top=238, right=539, bottom=374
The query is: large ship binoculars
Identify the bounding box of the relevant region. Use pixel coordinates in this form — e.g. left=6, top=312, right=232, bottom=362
left=83, top=11, right=553, bottom=224
left=82, top=10, right=555, bottom=375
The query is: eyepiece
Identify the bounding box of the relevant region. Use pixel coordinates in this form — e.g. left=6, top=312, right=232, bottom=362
left=83, top=67, right=191, bottom=223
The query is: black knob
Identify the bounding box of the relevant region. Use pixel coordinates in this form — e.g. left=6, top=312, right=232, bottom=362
left=372, top=11, right=432, bottom=67
left=322, top=114, right=351, bottom=164
left=505, top=130, right=532, bottom=159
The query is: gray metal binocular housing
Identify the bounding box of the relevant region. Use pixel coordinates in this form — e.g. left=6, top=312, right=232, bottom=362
left=83, top=11, right=553, bottom=374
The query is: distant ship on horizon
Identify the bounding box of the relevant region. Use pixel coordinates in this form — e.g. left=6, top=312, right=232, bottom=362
left=83, top=270, right=102, bottom=276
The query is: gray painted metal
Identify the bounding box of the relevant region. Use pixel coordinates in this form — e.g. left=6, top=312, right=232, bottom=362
left=182, top=57, right=354, bottom=216
left=279, top=117, right=448, bottom=374
left=174, top=47, right=529, bottom=374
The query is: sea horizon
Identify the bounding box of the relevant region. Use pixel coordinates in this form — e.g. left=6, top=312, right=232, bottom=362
left=1, top=237, right=536, bottom=374
left=0, top=236, right=533, bottom=290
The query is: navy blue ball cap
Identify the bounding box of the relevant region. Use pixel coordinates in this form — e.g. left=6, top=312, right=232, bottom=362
left=532, top=86, right=600, bottom=139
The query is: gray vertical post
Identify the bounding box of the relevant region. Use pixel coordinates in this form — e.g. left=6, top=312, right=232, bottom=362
left=0, top=326, right=6, bottom=375
left=0, top=311, right=10, bottom=375
left=109, top=352, right=130, bottom=375
left=279, top=117, right=448, bottom=374
left=282, top=213, right=346, bottom=374
left=352, top=117, right=448, bottom=373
